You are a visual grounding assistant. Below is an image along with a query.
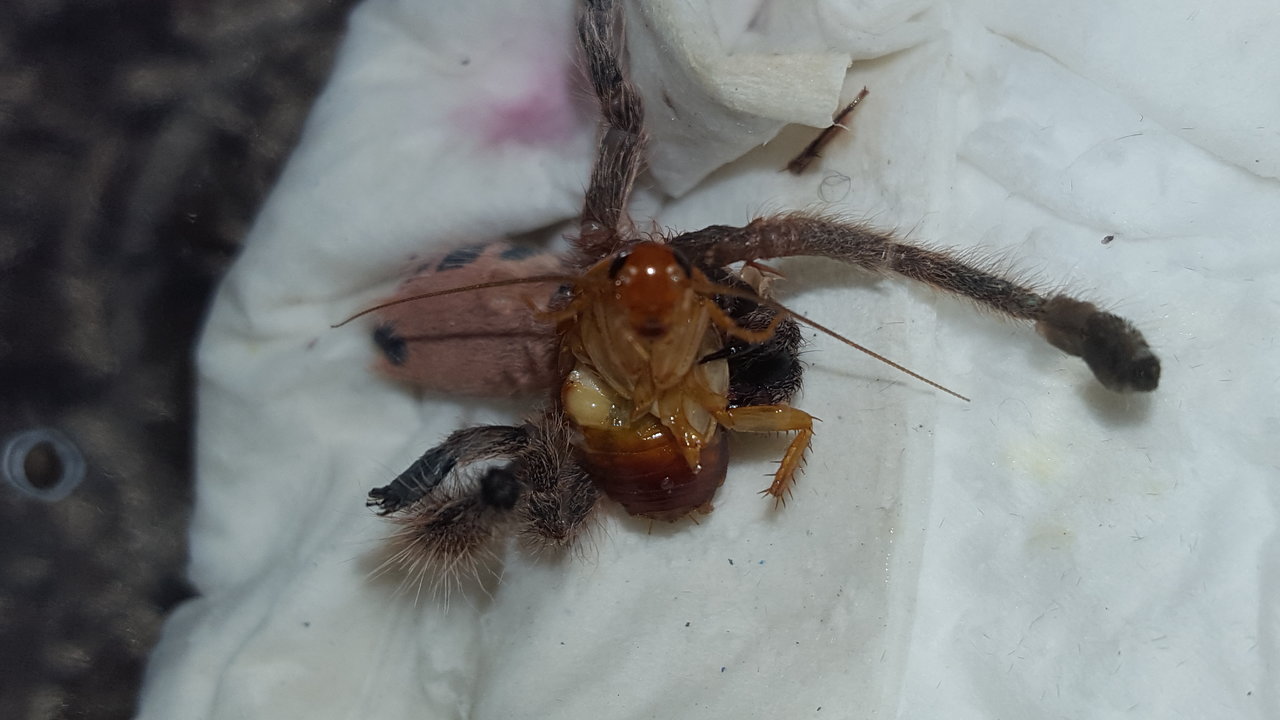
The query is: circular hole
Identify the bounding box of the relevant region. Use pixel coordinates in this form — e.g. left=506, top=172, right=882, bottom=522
left=24, top=440, right=64, bottom=490
left=3, top=428, right=86, bottom=502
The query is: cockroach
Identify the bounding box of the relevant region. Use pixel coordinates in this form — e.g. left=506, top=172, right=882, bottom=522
left=337, top=0, right=1160, bottom=580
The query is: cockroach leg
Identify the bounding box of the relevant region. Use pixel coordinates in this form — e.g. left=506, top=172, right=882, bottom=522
left=786, top=86, right=870, bottom=174
left=714, top=405, right=816, bottom=504
left=704, top=296, right=787, bottom=344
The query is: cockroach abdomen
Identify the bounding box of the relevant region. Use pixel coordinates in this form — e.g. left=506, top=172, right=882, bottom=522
left=574, top=424, right=729, bottom=521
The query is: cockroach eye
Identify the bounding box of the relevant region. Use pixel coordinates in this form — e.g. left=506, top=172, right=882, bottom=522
left=671, top=248, right=693, bottom=278
left=3, top=427, right=86, bottom=502
left=607, top=251, right=630, bottom=280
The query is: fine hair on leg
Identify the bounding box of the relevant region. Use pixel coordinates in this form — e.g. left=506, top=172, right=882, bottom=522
left=574, top=0, right=646, bottom=265
left=671, top=213, right=1159, bottom=392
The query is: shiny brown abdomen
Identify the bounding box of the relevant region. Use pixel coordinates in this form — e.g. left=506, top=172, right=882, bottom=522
left=574, top=422, right=729, bottom=521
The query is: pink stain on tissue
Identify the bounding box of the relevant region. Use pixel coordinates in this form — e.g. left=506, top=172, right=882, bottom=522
left=455, top=58, right=585, bottom=147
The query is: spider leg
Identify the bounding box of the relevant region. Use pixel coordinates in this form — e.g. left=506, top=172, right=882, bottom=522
left=380, top=469, right=518, bottom=590
left=372, top=426, right=527, bottom=587
left=515, top=410, right=600, bottom=551
left=368, top=425, right=528, bottom=515
left=373, top=415, right=600, bottom=585
left=671, top=213, right=1160, bottom=392
left=575, top=0, right=646, bottom=264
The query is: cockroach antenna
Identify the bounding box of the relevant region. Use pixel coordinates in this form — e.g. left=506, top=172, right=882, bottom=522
left=331, top=274, right=577, bottom=328
left=696, top=281, right=969, bottom=401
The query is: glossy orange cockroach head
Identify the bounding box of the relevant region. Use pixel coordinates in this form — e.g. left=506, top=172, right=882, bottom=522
left=603, top=241, right=696, bottom=340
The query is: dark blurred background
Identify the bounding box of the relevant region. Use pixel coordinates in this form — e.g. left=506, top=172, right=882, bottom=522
left=0, top=1, right=360, bottom=717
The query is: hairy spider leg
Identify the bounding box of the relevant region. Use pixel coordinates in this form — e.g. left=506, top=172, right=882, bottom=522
left=368, top=425, right=528, bottom=515
left=575, top=0, right=646, bottom=264
left=671, top=214, right=1159, bottom=392
left=370, top=412, right=600, bottom=578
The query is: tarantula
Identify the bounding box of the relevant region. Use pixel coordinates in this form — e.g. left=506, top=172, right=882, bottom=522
left=354, top=0, right=1159, bottom=577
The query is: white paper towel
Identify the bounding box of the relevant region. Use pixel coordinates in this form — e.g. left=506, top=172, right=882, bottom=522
left=137, top=1, right=1280, bottom=718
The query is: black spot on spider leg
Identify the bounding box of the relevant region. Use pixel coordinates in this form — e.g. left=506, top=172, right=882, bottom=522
left=480, top=467, right=521, bottom=510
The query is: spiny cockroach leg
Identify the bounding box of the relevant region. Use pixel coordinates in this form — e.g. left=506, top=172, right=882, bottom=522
left=715, top=405, right=816, bottom=505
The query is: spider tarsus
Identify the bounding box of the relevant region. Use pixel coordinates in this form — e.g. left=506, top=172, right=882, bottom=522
left=518, top=477, right=599, bottom=551
left=1036, top=296, right=1160, bottom=392
left=367, top=485, right=407, bottom=515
